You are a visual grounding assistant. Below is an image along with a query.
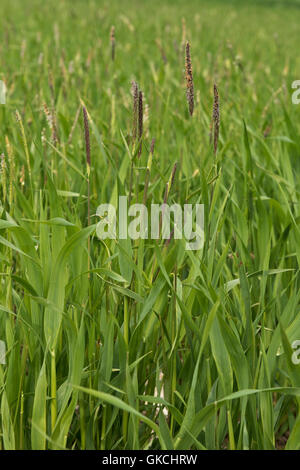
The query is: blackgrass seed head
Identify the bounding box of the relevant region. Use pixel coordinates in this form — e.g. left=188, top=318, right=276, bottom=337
left=213, top=83, right=220, bottom=154
left=0, top=153, right=6, bottom=203
left=131, top=80, right=139, bottom=146
left=82, top=106, right=91, bottom=169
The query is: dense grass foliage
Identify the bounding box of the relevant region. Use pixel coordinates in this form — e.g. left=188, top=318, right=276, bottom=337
left=0, top=0, right=300, bottom=450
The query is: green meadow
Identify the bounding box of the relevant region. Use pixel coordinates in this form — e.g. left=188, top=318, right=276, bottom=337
left=0, top=0, right=300, bottom=450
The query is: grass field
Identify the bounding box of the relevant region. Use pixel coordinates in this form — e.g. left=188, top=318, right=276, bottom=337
left=0, top=0, right=300, bottom=450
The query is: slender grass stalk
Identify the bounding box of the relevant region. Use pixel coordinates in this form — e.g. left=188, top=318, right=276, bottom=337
left=48, top=70, right=59, bottom=145
left=82, top=106, right=91, bottom=278
left=159, top=162, right=177, bottom=236
left=100, top=405, right=107, bottom=450
left=0, top=0, right=299, bottom=452
left=143, top=100, right=150, bottom=139
left=151, top=162, right=177, bottom=283
left=43, top=102, right=58, bottom=147
left=131, top=80, right=138, bottom=147
left=5, top=136, right=14, bottom=212
left=41, top=127, right=48, bottom=185
left=181, top=17, right=186, bottom=51
left=170, top=270, right=177, bottom=436
left=16, top=110, right=32, bottom=190
left=19, top=391, right=24, bottom=450
left=50, top=349, right=57, bottom=434
left=142, top=138, right=155, bottom=205
left=138, top=90, right=143, bottom=158
left=14, top=344, right=27, bottom=448
left=124, top=296, right=129, bottom=347
left=67, top=104, right=81, bottom=146
left=48, top=69, right=55, bottom=108
left=43, top=102, right=57, bottom=179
